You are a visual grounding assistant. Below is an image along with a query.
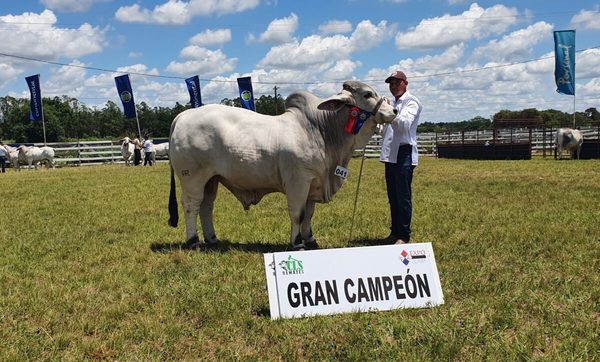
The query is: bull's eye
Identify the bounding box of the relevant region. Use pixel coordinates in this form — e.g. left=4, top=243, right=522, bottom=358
left=363, top=92, right=373, bottom=99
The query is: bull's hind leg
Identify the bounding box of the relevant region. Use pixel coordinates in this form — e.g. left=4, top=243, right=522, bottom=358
left=199, top=177, right=219, bottom=244
left=180, top=174, right=210, bottom=249
left=301, top=200, right=318, bottom=249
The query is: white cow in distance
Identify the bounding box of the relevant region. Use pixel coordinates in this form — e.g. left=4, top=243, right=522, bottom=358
left=4, top=145, right=20, bottom=169
left=17, top=145, right=55, bottom=169
left=554, top=128, right=583, bottom=160
left=120, top=137, right=135, bottom=165
left=154, top=142, right=169, bottom=160
left=168, top=80, right=397, bottom=250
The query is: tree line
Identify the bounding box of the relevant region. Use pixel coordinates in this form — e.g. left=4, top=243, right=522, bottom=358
left=0, top=94, right=597, bottom=143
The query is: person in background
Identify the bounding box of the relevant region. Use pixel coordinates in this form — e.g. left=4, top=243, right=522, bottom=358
left=143, top=138, right=154, bottom=166
left=0, top=142, right=7, bottom=173
left=379, top=70, right=423, bottom=244
left=132, top=138, right=143, bottom=166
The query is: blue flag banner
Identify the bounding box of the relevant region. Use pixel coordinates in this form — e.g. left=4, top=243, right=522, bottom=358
left=25, top=74, right=43, bottom=121
left=554, top=30, right=575, bottom=96
left=185, top=75, right=202, bottom=108
left=115, top=74, right=137, bottom=118
left=237, top=76, right=256, bottom=111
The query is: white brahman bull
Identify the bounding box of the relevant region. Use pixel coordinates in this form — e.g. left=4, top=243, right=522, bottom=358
left=17, top=145, right=55, bottom=169
left=168, top=81, right=397, bottom=250
left=554, top=128, right=583, bottom=160
left=4, top=145, right=20, bottom=169
left=154, top=142, right=169, bottom=160
left=120, top=137, right=135, bottom=165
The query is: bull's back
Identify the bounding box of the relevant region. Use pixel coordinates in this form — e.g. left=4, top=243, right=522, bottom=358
left=170, top=105, right=304, bottom=189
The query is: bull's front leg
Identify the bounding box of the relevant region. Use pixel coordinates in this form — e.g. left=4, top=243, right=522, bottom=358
left=301, top=200, right=318, bottom=249
left=286, top=182, right=311, bottom=250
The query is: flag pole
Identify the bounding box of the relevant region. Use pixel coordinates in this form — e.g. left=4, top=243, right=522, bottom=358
left=135, top=111, right=142, bottom=140
left=572, top=62, right=576, bottom=127
left=41, top=95, right=47, bottom=146
left=573, top=96, right=576, bottom=127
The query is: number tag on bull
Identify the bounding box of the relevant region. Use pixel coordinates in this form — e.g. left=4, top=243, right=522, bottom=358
left=334, top=165, right=348, bottom=180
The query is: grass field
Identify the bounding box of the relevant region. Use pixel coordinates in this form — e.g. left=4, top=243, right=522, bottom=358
left=1, top=157, right=598, bottom=360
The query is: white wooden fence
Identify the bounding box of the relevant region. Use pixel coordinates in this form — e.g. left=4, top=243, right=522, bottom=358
left=15, top=140, right=169, bottom=166
left=12, top=126, right=599, bottom=166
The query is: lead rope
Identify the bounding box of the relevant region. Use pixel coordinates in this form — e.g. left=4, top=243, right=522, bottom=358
left=348, top=144, right=367, bottom=242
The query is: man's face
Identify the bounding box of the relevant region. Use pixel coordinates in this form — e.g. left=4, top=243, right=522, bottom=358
left=388, top=79, right=407, bottom=98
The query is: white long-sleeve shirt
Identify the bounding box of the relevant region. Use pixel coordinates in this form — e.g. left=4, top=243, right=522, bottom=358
left=379, top=90, right=422, bottom=166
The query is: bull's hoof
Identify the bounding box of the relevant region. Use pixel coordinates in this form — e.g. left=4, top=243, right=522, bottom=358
left=292, top=234, right=305, bottom=251
left=204, top=234, right=219, bottom=245
left=305, top=237, right=319, bottom=250
left=182, top=235, right=201, bottom=250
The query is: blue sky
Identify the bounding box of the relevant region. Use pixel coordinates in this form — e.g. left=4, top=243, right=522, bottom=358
left=0, top=0, right=599, bottom=122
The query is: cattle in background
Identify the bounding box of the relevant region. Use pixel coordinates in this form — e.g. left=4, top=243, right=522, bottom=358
left=17, top=145, right=55, bottom=169
left=168, top=81, right=397, bottom=250
left=154, top=142, right=169, bottom=160
left=120, top=137, right=135, bottom=165
left=554, top=128, right=583, bottom=160
left=4, top=145, right=20, bottom=169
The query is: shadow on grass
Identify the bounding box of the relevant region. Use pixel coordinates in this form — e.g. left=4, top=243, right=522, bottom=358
left=347, top=237, right=390, bottom=247
left=151, top=237, right=390, bottom=254
left=150, top=239, right=291, bottom=254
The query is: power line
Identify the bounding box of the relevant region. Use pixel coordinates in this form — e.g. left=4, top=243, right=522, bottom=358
left=1, top=45, right=599, bottom=85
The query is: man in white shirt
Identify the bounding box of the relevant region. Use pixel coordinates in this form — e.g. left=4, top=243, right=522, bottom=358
left=0, top=142, right=7, bottom=173
left=143, top=139, right=155, bottom=166
left=379, top=70, right=423, bottom=244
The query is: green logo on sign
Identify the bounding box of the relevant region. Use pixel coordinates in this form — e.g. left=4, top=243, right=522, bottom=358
left=279, top=255, right=303, bottom=275
left=241, top=90, right=252, bottom=101
left=120, top=91, right=132, bottom=103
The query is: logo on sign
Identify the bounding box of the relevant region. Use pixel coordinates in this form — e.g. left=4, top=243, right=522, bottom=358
left=120, top=91, right=132, bottom=103
left=279, top=255, right=304, bottom=275
left=401, top=249, right=427, bottom=266
left=241, top=90, right=252, bottom=101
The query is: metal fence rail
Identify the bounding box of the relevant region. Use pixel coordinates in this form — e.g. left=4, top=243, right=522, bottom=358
left=355, top=126, right=600, bottom=158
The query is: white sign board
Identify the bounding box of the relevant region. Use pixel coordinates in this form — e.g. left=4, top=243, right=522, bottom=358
left=263, top=243, right=444, bottom=319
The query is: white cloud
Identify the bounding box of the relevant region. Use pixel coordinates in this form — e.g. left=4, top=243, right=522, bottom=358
left=166, top=46, right=237, bottom=76
left=366, top=44, right=466, bottom=83
left=189, top=29, right=231, bottom=47
left=46, top=60, right=88, bottom=97
left=0, top=10, right=106, bottom=86
left=40, top=0, right=107, bottom=13
left=395, top=3, right=519, bottom=49
left=350, top=20, right=396, bottom=48
left=472, top=22, right=553, bottom=62
left=0, top=63, right=24, bottom=88
left=576, top=48, right=600, bottom=79
left=115, top=0, right=260, bottom=25
left=570, top=9, right=600, bottom=30
left=319, top=20, right=353, bottom=35
left=258, top=20, right=392, bottom=70
left=255, top=13, right=299, bottom=45
left=115, top=1, right=190, bottom=25
left=0, top=10, right=106, bottom=59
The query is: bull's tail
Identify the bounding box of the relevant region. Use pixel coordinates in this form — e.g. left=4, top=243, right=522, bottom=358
left=168, top=163, right=178, bottom=227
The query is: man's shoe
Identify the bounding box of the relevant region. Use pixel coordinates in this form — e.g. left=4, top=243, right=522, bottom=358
left=383, top=233, right=399, bottom=243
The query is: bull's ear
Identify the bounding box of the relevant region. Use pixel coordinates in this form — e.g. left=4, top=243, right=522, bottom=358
left=318, top=91, right=354, bottom=111
left=317, top=99, right=346, bottom=112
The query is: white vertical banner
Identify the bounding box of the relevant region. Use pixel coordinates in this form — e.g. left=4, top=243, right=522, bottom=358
left=264, top=243, right=444, bottom=320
